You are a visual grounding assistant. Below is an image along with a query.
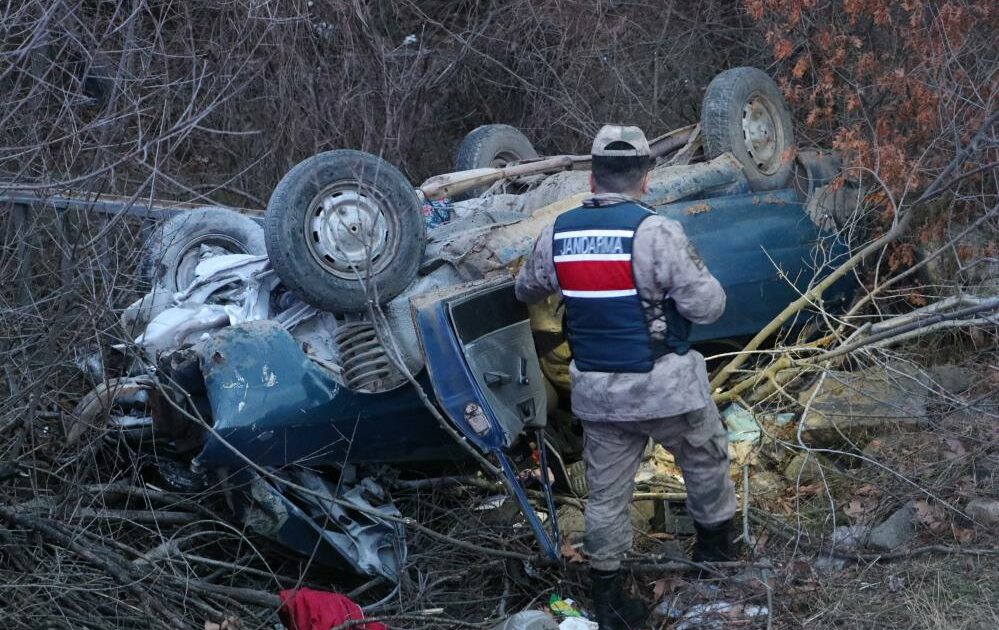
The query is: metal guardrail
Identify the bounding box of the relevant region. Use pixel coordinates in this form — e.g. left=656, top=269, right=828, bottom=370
left=0, top=189, right=263, bottom=220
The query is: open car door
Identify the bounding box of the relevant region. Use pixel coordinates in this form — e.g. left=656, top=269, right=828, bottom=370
left=411, top=278, right=562, bottom=563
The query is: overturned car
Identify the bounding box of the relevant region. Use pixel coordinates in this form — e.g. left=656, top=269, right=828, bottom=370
left=74, top=67, right=858, bottom=581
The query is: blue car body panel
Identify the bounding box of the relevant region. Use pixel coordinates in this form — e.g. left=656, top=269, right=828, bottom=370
left=196, top=321, right=465, bottom=468
left=658, top=188, right=854, bottom=342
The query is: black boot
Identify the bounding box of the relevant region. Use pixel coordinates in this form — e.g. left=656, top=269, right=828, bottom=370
left=691, top=519, right=736, bottom=563
left=590, top=568, right=649, bottom=629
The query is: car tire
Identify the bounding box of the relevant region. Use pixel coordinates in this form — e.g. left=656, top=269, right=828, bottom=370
left=265, top=150, right=425, bottom=312
left=453, top=124, right=539, bottom=199
left=142, top=207, right=266, bottom=293
left=701, top=67, right=795, bottom=191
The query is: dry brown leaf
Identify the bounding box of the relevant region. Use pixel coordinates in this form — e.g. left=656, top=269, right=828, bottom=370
left=652, top=577, right=679, bottom=600
left=913, top=500, right=947, bottom=534
left=843, top=485, right=881, bottom=523
left=787, top=558, right=813, bottom=581
left=648, top=532, right=676, bottom=540
left=843, top=500, right=866, bottom=521
left=560, top=540, right=585, bottom=564
left=797, top=482, right=823, bottom=497
left=954, top=526, right=976, bottom=543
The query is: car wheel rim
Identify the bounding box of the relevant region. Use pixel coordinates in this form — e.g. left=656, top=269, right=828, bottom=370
left=741, top=94, right=783, bottom=175
left=306, top=182, right=394, bottom=280
left=174, top=234, right=245, bottom=289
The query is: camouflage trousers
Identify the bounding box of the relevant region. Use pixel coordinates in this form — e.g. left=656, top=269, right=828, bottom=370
left=581, top=405, right=736, bottom=571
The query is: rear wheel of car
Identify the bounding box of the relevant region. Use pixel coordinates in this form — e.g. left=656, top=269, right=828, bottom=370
left=453, top=124, right=539, bottom=199
left=701, top=67, right=795, bottom=191
left=265, top=150, right=425, bottom=312
left=142, top=207, right=266, bottom=293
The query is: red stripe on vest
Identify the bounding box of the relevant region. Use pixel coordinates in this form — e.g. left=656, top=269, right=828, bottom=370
left=555, top=260, right=635, bottom=292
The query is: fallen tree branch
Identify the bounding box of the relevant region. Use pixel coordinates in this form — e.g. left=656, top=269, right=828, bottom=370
left=78, top=481, right=230, bottom=522
left=159, top=573, right=281, bottom=608
left=802, top=297, right=999, bottom=364
left=62, top=508, right=200, bottom=525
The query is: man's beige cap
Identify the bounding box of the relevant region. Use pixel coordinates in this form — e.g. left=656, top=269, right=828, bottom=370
left=591, top=125, right=651, bottom=157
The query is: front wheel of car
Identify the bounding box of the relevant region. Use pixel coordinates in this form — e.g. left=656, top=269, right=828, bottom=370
left=701, top=67, right=796, bottom=191
left=264, top=150, right=426, bottom=313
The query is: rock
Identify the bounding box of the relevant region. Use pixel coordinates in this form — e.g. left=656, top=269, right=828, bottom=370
left=923, top=364, right=973, bottom=394
left=783, top=452, right=837, bottom=483
left=799, top=368, right=929, bottom=447
left=868, top=502, right=917, bottom=550
left=966, top=498, right=999, bottom=525
left=831, top=524, right=868, bottom=549
left=748, top=470, right=785, bottom=498
left=635, top=460, right=658, bottom=484
left=728, top=440, right=758, bottom=466
left=647, top=444, right=685, bottom=485
left=814, top=554, right=846, bottom=572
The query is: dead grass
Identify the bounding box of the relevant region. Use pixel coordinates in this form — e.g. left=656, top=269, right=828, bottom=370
left=787, top=556, right=999, bottom=630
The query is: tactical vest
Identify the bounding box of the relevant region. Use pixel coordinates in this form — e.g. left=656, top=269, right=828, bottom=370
left=552, top=202, right=691, bottom=373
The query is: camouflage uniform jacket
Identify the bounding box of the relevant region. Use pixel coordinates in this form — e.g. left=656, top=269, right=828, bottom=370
left=514, top=193, right=727, bottom=421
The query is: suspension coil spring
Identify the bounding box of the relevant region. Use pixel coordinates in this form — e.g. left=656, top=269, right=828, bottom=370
left=333, top=321, right=404, bottom=392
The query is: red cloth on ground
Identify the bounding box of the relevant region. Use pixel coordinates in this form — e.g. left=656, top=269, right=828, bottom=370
left=278, top=588, right=387, bottom=630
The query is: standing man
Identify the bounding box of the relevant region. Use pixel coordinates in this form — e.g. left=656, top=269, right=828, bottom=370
left=514, top=126, right=736, bottom=629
